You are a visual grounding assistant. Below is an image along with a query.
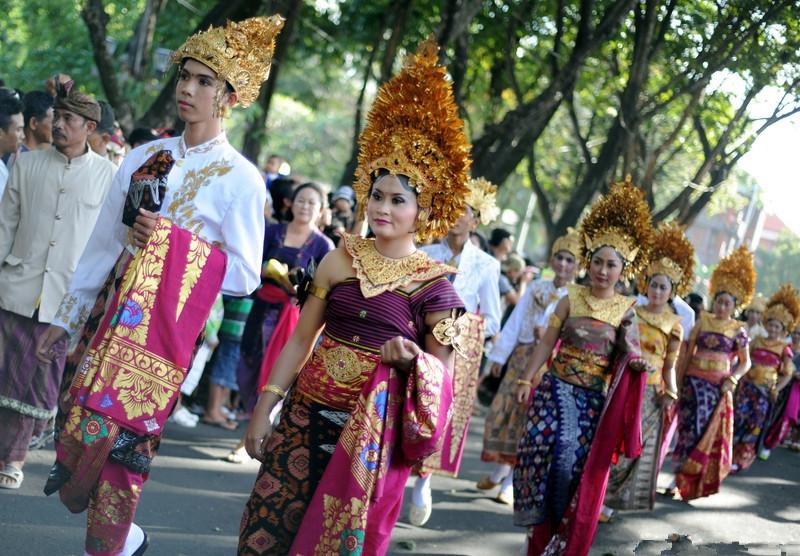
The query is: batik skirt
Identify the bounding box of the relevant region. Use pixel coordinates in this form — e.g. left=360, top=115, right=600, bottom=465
left=732, top=381, right=771, bottom=471
left=513, top=372, right=605, bottom=527
left=482, top=342, right=536, bottom=465
left=673, top=375, right=721, bottom=467
left=605, top=385, right=662, bottom=510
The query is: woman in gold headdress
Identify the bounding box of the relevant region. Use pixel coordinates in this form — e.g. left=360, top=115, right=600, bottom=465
left=603, top=222, right=694, bottom=517
left=512, top=178, right=654, bottom=556
left=731, top=284, right=799, bottom=470
left=670, top=246, right=755, bottom=500
left=238, top=40, right=471, bottom=555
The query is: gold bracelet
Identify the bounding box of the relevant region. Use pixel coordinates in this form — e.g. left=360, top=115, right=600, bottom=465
left=726, top=375, right=739, bottom=386
left=517, top=379, right=533, bottom=387
left=663, top=389, right=678, bottom=400
left=261, top=384, right=287, bottom=398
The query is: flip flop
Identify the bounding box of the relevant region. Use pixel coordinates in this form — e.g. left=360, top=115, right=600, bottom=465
left=0, top=464, right=23, bottom=490
left=201, top=417, right=238, bottom=431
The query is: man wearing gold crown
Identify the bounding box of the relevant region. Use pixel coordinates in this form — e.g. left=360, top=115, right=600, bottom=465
left=34, top=15, right=285, bottom=556
left=475, top=228, right=579, bottom=508
left=407, top=177, right=503, bottom=526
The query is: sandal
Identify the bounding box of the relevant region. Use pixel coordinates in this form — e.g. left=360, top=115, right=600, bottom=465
left=0, top=464, right=24, bottom=490
left=201, top=417, right=238, bottom=431
left=224, top=446, right=249, bottom=464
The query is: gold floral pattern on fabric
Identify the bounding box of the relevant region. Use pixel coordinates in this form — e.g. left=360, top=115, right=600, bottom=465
left=403, top=354, right=444, bottom=447
left=314, top=494, right=367, bottom=555
left=86, top=337, right=184, bottom=421
left=339, top=379, right=389, bottom=493
left=91, top=480, right=141, bottom=526
left=321, top=344, right=376, bottom=383
left=698, top=312, right=745, bottom=339
left=115, top=222, right=171, bottom=347
left=166, top=160, right=233, bottom=234
left=567, top=284, right=634, bottom=327
left=176, top=235, right=210, bottom=320
left=751, top=337, right=789, bottom=357
left=343, top=234, right=455, bottom=298
left=636, top=310, right=681, bottom=386
left=636, top=307, right=682, bottom=338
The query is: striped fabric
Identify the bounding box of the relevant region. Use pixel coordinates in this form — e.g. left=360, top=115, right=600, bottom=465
left=218, top=295, right=254, bottom=342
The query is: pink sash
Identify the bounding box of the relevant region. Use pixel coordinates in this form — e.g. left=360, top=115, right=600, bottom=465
left=532, top=353, right=645, bottom=556
left=256, top=283, right=300, bottom=391
left=764, top=380, right=800, bottom=449
left=289, top=353, right=453, bottom=555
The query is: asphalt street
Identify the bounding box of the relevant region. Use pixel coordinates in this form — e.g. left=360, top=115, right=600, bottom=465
left=2, top=412, right=798, bottom=555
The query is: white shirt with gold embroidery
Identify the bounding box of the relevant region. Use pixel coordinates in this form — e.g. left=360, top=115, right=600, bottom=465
left=53, top=132, right=266, bottom=336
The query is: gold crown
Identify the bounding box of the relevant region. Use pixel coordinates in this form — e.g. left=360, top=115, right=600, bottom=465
left=172, top=15, right=285, bottom=107
left=764, top=284, right=800, bottom=331
left=638, top=221, right=695, bottom=297
left=465, top=178, right=500, bottom=226
left=579, top=176, right=654, bottom=280
left=746, top=293, right=766, bottom=313
left=551, top=227, right=582, bottom=258
left=709, top=245, right=756, bottom=308
left=353, top=39, right=471, bottom=241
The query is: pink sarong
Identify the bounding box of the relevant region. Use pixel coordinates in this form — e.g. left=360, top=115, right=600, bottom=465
left=290, top=353, right=453, bottom=555
left=255, top=283, right=300, bottom=391
left=764, top=380, right=800, bottom=449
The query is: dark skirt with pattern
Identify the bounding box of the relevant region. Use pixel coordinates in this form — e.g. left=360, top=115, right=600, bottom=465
left=482, top=343, right=536, bottom=465
left=673, top=375, right=721, bottom=467
left=513, top=372, right=605, bottom=527
left=732, top=381, right=771, bottom=471
left=605, top=385, right=663, bottom=510
left=238, top=389, right=348, bottom=555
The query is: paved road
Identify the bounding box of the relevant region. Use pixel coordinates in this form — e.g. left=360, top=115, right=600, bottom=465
left=2, top=413, right=798, bottom=555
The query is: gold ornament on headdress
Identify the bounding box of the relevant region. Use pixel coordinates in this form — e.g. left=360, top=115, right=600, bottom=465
left=764, top=284, right=800, bottom=331
left=709, top=245, right=756, bottom=308
left=353, top=39, right=471, bottom=241
left=465, top=177, right=500, bottom=226
left=746, top=293, right=767, bottom=313
left=579, top=176, right=654, bottom=280
left=172, top=15, right=285, bottom=107
left=551, top=227, right=582, bottom=258
left=637, top=221, right=695, bottom=297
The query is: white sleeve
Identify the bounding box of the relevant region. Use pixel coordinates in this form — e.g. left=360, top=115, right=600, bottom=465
left=488, top=282, right=537, bottom=364
left=219, top=178, right=266, bottom=296
left=52, top=162, right=129, bottom=336
left=479, top=258, right=503, bottom=338
left=538, top=291, right=563, bottom=328
left=673, top=296, right=696, bottom=341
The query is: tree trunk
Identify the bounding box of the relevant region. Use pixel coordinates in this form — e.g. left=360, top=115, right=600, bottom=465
left=81, top=0, right=135, bottom=133
left=127, top=0, right=167, bottom=79
left=240, top=0, right=303, bottom=164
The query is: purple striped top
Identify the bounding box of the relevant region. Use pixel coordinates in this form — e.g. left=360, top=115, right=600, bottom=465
left=323, top=277, right=464, bottom=352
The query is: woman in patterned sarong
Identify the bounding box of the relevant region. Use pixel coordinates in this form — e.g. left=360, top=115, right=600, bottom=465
left=732, top=284, right=798, bottom=470
left=761, top=325, right=800, bottom=453
left=603, top=222, right=693, bottom=518
left=238, top=39, right=472, bottom=555
left=670, top=246, right=755, bottom=501
left=512, top=178, right=654, bottom=556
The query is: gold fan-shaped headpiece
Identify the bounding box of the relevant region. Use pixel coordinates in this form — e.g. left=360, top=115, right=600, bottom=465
left=579, top=176, right=654, bottom=280
left=465, top=178, right=500, bottom=226
left=709, top=245, right=756, bottom=309
left=172, top=15, right=285, bottom=107
left=353, top=39, right=471, bottom=241
left=764, top=284, right=800, bottom=331
left=551, top=227, right=582, bottom=259
left=746, top=293, right=767, bottom=313
left=638, top=221, right=695, bottom=297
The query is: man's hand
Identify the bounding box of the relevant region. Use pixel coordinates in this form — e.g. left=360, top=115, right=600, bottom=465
left=35, top=325, right=68, bottom=364
left=132, top=208, right=158, bottom=248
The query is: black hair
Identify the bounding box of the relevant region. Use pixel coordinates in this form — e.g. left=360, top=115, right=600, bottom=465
left=488, top=227, right=513, bottom=247
left=471, top=230, right=489, bottom=253
left=372, top=169, right=414, bottom=193
left=287, top=182, right=326, bottom=222
left=128, top=127, right=159, bottom=147
left=270, top=177, right=298, bottom=222
left=0, top=88, right=23, bottom=131
left=22, top=91, right=53, bottom=127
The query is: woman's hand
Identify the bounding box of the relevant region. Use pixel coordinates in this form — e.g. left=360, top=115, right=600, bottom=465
left=380, top=336, right=421, bottom=373
left=720, top=378, right=737, bottom=394
left=629, top=358, right=653, bottom=374
left=132, top=208, right=158, bottom=248
left=244, top=397, right=275, bottom=462
left=516, top=382, right=533, bottom=405
left=490, top=362, right=503, bottom=377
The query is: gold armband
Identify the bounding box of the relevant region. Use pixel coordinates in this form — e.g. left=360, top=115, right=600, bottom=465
left=663, top=389, right=678, bottom=400
left=307, top=283, right=329, bottom=301
left=726, top=375, right=739, bottom=386
left=517, top=379, right=533, bottom=387
left=548, top=313, right=563, bottom=330
left=261, top=384, right=287, bottom=398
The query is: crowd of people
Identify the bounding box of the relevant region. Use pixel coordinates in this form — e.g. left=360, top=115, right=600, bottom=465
left=0, top=13, right=798, bottom=556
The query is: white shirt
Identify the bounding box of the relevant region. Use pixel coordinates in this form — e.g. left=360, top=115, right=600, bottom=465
left=488, top=279, right=567, bottom=365
left=635, top=294, right=695, bottom=341
left=0, top=159, right=8, bottom=201
left=53, top=132, right=266, bottom=336
left=0, top=146, right=116, bottom=322
left=421, top=238, right=502, bottom=337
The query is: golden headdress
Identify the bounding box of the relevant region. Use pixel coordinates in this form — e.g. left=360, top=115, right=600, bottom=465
left=746, top=293, right=767, bottom=313
left=353, top=39, right=471, bottom=241
left=579, top=176, right=654, bottom=280
left=172, top=15, right=285, bottom=107
left=465, top=177, right=500, bottom=226
left=764, top=284, right=800, bottom=331
left=551, top=227, right=582, bottom=258
left=638, top=221, right=695, bottom=297
left=709, top=245, right=756, bottom=308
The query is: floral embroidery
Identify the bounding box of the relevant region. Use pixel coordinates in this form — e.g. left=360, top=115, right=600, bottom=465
left=315, top=494, right=367, bottom=555
left=166, top=159, right=233, bottom=234
left=80, top=414, right=109, bottom=444
left=176, top=234, right=210, bottom=320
